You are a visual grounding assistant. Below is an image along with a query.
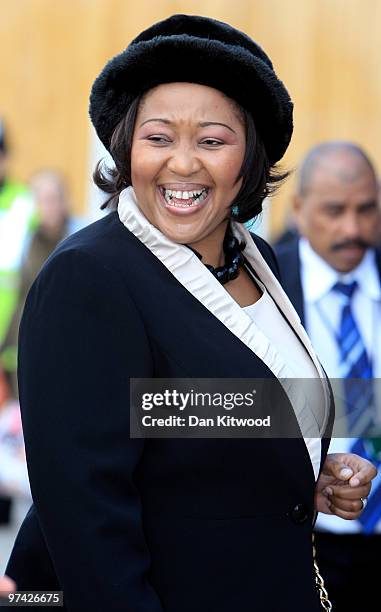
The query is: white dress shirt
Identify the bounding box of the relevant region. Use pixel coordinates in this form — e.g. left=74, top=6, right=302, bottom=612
left=299, top=238, right=381, bottom=532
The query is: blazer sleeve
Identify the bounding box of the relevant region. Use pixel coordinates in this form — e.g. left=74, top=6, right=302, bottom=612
left=17, top=248, right=164, bottom=612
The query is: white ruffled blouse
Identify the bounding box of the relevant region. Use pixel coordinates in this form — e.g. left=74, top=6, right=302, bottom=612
left=117, top=187, right=331, bottom=480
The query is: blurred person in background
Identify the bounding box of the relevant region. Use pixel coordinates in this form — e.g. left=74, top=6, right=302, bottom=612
left=275, top=141, right=381, bottom=612
left=0, top=119, right=34, bottom=355
left=0, top=169, right=84, bottom=399
left=272, top=210, right=299, bottom=249
left=0, top=170, right=84, bottom=537
left=0, top=119, right=33, bottom=527
left=0, top=575, right=15, bottom=590
left=0, top=579, right=16, bottom=607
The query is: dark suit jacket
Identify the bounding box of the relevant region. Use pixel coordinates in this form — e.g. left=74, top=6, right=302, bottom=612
left=6, top=213, right=333, bottom=612
left=274, top=238, right=381, bottom=324
left=274, top=237, right=305, bottom=323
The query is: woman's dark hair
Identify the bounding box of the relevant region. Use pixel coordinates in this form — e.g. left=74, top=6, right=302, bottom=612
left=93, top=93, right=289, bottom=223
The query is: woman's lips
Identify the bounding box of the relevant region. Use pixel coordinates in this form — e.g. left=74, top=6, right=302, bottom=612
left=157, top=186, right=211, bottom=215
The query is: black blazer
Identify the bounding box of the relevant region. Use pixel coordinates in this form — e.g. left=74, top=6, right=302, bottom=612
left=274, top=238, right=381, bottom=325
left=6, top=213, right=333, bottom=612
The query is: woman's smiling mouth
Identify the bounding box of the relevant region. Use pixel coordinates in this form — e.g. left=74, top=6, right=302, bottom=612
left=158, top=185, right=211, bottom=214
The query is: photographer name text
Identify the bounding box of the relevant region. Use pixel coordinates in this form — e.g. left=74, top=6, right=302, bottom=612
left=141, top=415, right=271, bottom=428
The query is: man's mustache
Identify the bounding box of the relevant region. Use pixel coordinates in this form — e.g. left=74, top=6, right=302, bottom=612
left=331, top=238, right=371, bottom=251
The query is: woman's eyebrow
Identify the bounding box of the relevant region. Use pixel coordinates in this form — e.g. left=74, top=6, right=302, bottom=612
left=139, top=118, right=236, bottom=133
left=139, top=118, right=171, bottom=127
left=199, top=121, right=236, bottom=134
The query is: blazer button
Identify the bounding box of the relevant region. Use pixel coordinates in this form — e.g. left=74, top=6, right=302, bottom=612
left=290, top=503, right=309, bottom=524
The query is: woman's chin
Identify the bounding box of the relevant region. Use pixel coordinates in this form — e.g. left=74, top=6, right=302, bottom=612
left=153, top=206, right=210, bottom=245
left=154, top=212, right=228, bottom=247
left=159, top=224, right=204, bottom=245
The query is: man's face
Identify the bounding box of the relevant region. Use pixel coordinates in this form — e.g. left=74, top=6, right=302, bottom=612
left=294, top=153, right=380, bottom=273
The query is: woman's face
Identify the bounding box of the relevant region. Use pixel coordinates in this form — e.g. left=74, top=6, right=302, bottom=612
left=131, top=82, right=246, bottom=245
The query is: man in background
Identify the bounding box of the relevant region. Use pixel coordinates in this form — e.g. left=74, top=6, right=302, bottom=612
left=275, top=141, right=381, bottom=611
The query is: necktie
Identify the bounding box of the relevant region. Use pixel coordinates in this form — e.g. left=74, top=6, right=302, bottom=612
left=333, top=280, right=380, bottom=533
left=333, top=281, right=373, bottom=434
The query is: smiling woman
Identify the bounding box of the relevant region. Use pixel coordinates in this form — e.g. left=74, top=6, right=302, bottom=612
left=3, top=13, right=377, bottom=612
left=129, top=83, right=246, bottom=251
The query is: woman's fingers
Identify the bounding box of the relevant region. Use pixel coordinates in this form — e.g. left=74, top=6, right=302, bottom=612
left=329, top=495, right=365, bottom=514
left=314, top=492, right=333, bottom=514
left=324, top=481, right=370, bottom=519
left=329, top=505, right=363, bottom=520
left=339, top=453, right=377, bottom=487
left=324, top=453, right=377, bottom=488
left=322, top=480, right=371, bottom=519
left=348, top=461, right=377, bottom=488
left=323, top=483, right=370, bottom=500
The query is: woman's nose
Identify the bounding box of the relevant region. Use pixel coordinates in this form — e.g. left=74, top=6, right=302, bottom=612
left=166, top=146, right=202, bottom=176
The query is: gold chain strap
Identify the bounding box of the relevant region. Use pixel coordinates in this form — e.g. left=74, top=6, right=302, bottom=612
left=312, top=533, right=333, bottom=611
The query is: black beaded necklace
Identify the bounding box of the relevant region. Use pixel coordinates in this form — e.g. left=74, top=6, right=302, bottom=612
left=187, top=226, right=246, bottom=285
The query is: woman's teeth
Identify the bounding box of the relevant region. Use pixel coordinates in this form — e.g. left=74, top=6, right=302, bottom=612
left=160, top=187, right=209, bottom=207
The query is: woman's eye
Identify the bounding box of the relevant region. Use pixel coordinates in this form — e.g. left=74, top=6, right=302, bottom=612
left=201, top=139, right=224, bottom=146
left=146, top=135, right=171, bottom=144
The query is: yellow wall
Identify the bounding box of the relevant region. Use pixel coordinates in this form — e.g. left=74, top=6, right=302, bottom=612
left=1, top=0, right=381, bottom=235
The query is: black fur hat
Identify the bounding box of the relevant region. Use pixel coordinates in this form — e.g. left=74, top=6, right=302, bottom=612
left=89, top=14, right=293, bottom=165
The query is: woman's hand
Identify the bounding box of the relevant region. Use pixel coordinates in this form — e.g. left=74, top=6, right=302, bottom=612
left=315, top=452, right=377, bottom=519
